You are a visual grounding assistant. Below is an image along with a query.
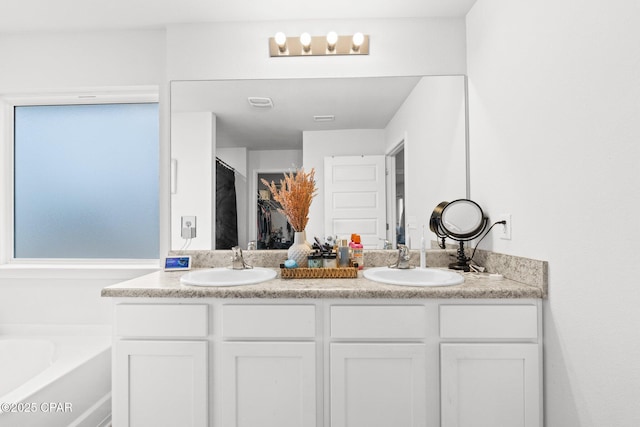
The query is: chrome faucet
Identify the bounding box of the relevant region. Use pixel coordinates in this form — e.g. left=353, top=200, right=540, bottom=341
left=389, top=244, right=413, bottom=269
left=379, top=238, right=393, bottom=250
left=231, top=246, right=253, bottom=270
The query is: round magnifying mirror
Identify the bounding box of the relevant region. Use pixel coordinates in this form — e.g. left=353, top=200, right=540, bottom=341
left=429, top=201, right=449, bottom=238
left=440, top=199, right=485, bottom=240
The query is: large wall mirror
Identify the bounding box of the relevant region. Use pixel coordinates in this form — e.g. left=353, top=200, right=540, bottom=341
left=170, top=75, right=468, bottom=251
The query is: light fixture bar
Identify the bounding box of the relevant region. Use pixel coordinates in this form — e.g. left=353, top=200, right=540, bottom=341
left=269, top=33, right=369, bottom=57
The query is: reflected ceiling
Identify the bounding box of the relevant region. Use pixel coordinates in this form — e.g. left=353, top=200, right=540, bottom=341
left=171, top=77, right=422, bottom=150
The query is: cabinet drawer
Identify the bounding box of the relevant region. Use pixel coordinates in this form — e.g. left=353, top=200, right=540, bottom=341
left=115, top=304, right=208, bottom=338
left=223, top=305, right=316, bottom=338
left=440, top=305, right=538, bottom=339
left=330, top=305, right=426, bottom=339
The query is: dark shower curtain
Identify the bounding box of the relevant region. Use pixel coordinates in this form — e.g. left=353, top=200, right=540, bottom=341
left=216, top=158, right=238, bottom=249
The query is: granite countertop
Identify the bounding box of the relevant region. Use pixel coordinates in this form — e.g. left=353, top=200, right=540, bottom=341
left=101, top=267, right=544, bottom=299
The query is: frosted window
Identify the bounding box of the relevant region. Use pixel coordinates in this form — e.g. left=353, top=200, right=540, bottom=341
left=14, top=103, right=159, bottom=259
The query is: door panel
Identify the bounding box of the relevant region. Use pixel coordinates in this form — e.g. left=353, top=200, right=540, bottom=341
left=324, top=155, right=386, bottom=248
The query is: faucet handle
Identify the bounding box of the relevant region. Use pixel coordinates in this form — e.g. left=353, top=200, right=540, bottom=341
left=230, top=246, right=252, bottom=269
left=379, top=238, right=392, bottom=250
left=398, top=244, right=410, bottom=259
left=389, top=244, right=412, bottom=269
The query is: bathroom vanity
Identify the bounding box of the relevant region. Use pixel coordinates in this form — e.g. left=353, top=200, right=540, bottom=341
left=102, top=253, right=545, bottom=427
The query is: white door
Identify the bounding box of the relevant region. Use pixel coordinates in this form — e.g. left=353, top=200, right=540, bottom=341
left=221, top=342, right=317, bottom=427
left=440, top=343, right=541, bottom=427
left=330, top=343, right=427, bottom=427
left=324, top=155, right=386, bottom=248
left=113, top=340, right=208, bottom=427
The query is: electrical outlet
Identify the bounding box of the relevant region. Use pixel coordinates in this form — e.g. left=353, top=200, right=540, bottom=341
left=181, top=216, right=197, bottom=239
left=498, top=213, right=511, bottom=240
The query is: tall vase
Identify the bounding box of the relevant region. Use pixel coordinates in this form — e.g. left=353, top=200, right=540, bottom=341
left=288, top=230, right=312, bottom=268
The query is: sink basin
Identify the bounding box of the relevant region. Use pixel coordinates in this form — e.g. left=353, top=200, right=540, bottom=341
left=180, top=267, right=277, bottom=287
left=363, top=267, right=464, bottom=287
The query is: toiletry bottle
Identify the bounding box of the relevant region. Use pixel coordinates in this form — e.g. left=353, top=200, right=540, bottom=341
left=323, top=252, right=337, bottom=268
left=308, top=252, right=322, bottom=268
left=338, top=239, right=350, bottom=267
left=349, top=234, right=364, bottom=270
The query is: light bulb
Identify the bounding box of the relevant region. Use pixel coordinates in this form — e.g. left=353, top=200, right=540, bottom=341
left=300, top=32, right=312, bottom=53
left=352, top=32, right=364, bottom=52
left=326, top=31, right=338, bottom=52
left=274, top=32, right=287, bottom=53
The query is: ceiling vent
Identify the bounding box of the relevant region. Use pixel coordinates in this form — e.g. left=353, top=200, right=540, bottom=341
left=313, top=115, right=335, bottom=122
left=247, top=97, right=274, bottom=108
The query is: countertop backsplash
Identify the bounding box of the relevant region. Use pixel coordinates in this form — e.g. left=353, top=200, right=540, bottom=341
left=168, top=248, right=547, bottom=295
left=472, top=249, right=548, bottom=295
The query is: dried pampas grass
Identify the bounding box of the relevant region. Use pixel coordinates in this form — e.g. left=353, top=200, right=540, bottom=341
left=261, top=168, right=317, bottom=232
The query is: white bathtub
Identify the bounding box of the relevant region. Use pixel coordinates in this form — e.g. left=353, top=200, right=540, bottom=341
left=0, top=334, right=111, bottom=427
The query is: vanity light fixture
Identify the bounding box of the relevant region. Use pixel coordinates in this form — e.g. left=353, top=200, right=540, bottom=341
left=269, top=32, right=369, bottom=57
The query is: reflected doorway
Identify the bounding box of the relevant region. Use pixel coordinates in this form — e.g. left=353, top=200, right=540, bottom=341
left=257, top=172, right=294, bottom=250
left=387, top=143, right=406, bottom=248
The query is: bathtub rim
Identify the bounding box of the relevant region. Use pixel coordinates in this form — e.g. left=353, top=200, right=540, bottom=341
left=0, top=324, right=111, bottom=405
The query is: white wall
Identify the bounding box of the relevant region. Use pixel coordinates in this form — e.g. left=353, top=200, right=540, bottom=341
left=171, top=112, right=214, bottom=250
left=248, top=149, right=302, bottom=172
left=217, top=147, right=248, bottom=177
left=466, top=1, right=640, bottom=426
left=0, top=268, right=154, bottom=326
left=0, top=30, right=165, bottom=91
left=303, top=129, right=386, bottom=239
left=385, top=76, right=467, bottom=247
left=166, top=18, right=466, bottom=80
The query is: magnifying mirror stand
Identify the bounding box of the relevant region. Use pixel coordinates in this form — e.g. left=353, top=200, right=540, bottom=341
left=449, top=241, right=472, bottom=272
left=430, top=199, right=488, bottom=272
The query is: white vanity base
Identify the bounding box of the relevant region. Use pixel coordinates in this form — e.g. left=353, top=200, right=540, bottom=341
left=110, top=298, right=542, bottom=427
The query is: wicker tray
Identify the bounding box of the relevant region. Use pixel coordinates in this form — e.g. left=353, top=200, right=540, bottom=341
left=280, top=267, right=358, bottom=279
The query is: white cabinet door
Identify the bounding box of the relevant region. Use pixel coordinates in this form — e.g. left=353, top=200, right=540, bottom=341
left=441, top=343, right=541, bottom=427
left=221, top=342, right=316, bottom=427
left=113, top=340, right=208, bottom=427
left=330, top=343, right=427, bottom=427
